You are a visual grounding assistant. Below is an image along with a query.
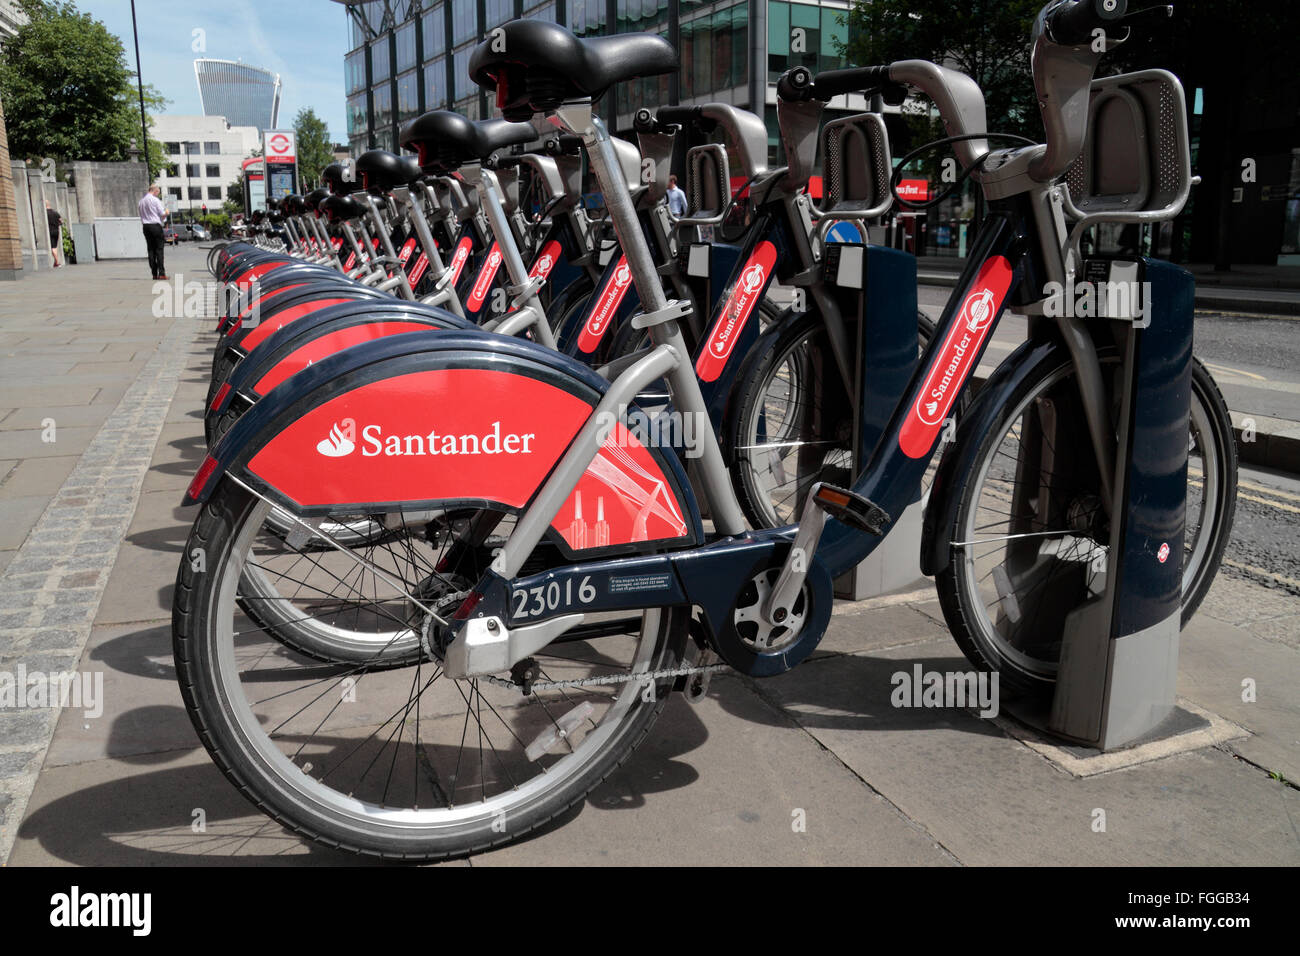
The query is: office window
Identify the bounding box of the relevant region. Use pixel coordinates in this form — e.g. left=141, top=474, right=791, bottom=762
left=166, top=141, right=180, bottom=155
left=371, top=37, right=391, bottom=82
left=373, top=84, right=394, bottom=131
left=205, top=164, right=221, bottom=178
left=452, top=2, right=476, bottom=44
left=347, top=93, right=369, bottom=137
left=424, top=59, right=448, bottom=109
left=769, top=2, right=843, bottom=79
left=207, top=186, right=222, bottom=200
left=188, top=186, right=203, bottom=200
left=227, top=185, right=241, bottom=200
left=486, top=0, right=512, bottom=29
left=204, top=141, right=221, bottom=154
left=524, top=2, right=556, bottom=22
left=453, top=44, right=476, bottom=101
left=423, top=7, right=447, bottom=56
left=184, top=142, right=200, bottom=155
left=397, top=69, right=420, bottom=122
left=168, top=187, right=182, bottom=199
left=186, top=163, right=200, bottom=178
left=396, top=21, right=417, bottom=72
left=345, top=48, right=367, bottom=94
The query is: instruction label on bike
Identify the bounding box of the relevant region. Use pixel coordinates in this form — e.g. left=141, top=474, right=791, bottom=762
left=695, top=240, right=777, bottom=382
left=898, top=255, right=1013, bottom=458
left=610, top=572, right=673, bottom=593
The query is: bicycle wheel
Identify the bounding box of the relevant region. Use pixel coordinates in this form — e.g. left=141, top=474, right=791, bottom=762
left=935, top=351, right=1237, bottom=696
left=174, top=480, right=688, bottom=859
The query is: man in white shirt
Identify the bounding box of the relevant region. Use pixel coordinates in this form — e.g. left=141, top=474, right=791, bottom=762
left=666, top=174, right=688, bottom=217
left=138, top=185, right=169, bottom=279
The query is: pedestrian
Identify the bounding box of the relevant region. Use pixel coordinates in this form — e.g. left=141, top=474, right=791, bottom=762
left=44, top=200, right=64, bottom=267
left=666, top=174, right=687, bottom=217
left=139, top=184, right=169, bottom=280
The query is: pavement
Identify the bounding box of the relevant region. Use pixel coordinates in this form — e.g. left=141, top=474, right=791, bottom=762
left=0, top=248, right=1297, bottom=866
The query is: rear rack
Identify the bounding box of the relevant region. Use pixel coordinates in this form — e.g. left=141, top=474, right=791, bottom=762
left=813, top=112, right=893, bottom=245
left=1061, top=69, right=1193, bottom=266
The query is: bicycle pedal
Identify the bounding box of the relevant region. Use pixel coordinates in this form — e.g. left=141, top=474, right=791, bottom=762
left=811, top=484, right=890, bottom=535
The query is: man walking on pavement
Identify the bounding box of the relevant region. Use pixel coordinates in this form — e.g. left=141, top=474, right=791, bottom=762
left=44, top=200, right=63, bottom=268
left=139, top=184, right=168, bottom=280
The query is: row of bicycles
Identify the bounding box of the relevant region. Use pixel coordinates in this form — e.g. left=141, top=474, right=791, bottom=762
left=179, top=0, right=1236, bottom=859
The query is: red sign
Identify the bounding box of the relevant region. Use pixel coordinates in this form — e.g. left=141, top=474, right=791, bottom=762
left=694, top=241, right=777, bottom=382
left=576, top=256, right=633, bottom=354
left=266, top=131, right=296, bottom=163
left=896, top=179, right=931, bottom=202
left=897, top=256, right=1014, bottom=459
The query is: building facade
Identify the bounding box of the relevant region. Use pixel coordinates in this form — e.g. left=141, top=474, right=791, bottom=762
left=151, top=115, right=262, bottom=214
left=194, top=59, right=283, bottom=131
left=0, top=0, right=27, bottom=41
left=343, top=0, right=863, bottom=165
left=341, top=0, right=1300, bottom=268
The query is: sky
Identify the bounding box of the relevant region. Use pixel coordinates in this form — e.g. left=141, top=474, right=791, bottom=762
left=80, top=0, right=349, bottom=143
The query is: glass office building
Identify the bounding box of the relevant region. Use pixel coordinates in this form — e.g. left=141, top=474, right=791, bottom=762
left=195, top=59, right=283, bottom=131
left=343, top=0, right=864, bottom=165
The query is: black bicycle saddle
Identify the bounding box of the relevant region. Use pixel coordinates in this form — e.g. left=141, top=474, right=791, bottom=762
left=322, top=162, right=361, bottom=196
left=469, top=20, right=676, bottom=120
left=400, top=111, right=538, bottom=172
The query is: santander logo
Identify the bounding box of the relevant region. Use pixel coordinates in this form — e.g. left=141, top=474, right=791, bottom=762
left=695, top=241, right=777, bottom=382
left=897, top=256, right=1014, bottom=459
left=468, top=245, right=503, bottom=309
left=577, top=257, right=634, bottom=353
left=316, top=423, right=355, bottom=457
left=448, top=237, right=473, bottom=285
left=314, top=420, right=537, bottom=458
left=529, top=240, right=562, bottom=280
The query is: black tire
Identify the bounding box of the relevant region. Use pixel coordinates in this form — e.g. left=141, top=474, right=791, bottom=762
left=728, top=311, right=855, bottom=528
left=173, top=480, right=688, bottom=860
left=727, top=309, right=939, bottom=529
left=934, top=350, right=1237, bottom=696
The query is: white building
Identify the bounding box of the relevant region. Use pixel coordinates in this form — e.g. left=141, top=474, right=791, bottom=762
left=0, top=0, right=27, bottom=41
left=152, top=115, right=262, bottom=214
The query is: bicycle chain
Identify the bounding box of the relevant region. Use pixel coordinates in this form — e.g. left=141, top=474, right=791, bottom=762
left=481, top=662, right=731, bottom=694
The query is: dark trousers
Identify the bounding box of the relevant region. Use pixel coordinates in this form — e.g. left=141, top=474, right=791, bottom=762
left=143, top=223, right=165, bottom=277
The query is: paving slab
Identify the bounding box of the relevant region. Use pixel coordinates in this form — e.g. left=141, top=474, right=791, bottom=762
left=756, top=636, right=1300, bottom=866
left=0, top=457, right=79, bottom=499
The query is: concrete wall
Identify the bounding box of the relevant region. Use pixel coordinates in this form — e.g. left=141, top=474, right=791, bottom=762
left=26, top=167, right=51, bottom=264
left=67, top=161, right=149, bottom=220
left=10, top=161, right=36, bottom=272
left=0, top=97, right=22, bottom=280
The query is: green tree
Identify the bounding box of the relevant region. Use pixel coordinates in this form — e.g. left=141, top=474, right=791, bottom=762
left=841, top=0, right=1045, bottom=143
left=222, top=172, right=246, bottom=216
left=0, top=0, right=169, bottom=176
left=293, top=107, right=333, bottom=191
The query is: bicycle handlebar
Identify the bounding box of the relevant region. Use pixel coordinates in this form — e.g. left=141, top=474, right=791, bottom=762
left=777, top=65, right=894, bottom=102
left=1046, top=0, right=1128, bottom=45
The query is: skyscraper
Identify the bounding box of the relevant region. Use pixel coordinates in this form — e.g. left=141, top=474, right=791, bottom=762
left=194, top=59, right=282, bottom=130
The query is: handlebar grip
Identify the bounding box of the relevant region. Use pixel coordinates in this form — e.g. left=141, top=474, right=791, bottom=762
left=777, top=67, right=815, bottom=101
left=543, top=134, right=583, bottom=156
left=807, top=65, right=894, bottom=99
left=656, top=105, right=703, bottom=128
left=1048, top=0, right=1127, bottom=45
